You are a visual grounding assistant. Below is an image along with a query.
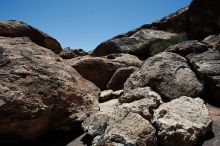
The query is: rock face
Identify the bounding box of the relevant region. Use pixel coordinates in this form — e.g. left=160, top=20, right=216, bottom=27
left=153, top=96, right=212, bottom=146
left=0, top=36, right=100, bottom=140
left=187, top=50, right=220, bottom=101
left=147, top=7, right=189, bottom=33
left=149, top=0, right=220, bottom=39
left=59, top=48, right=88, bottom=59
left=0, top=20, right=62, bottom=54
left=92, top=29, right=177, bottom=58
left=67, top=53, right=142, bottom=89
left=97, top=0, right=220, bottom=48
left=124, top=52, right=203, bottom=101
left=106, top=66, right=138, bottom=91
left=187, top=0, right=220, bottom=39
left=166, top=40, right=209, bottom=56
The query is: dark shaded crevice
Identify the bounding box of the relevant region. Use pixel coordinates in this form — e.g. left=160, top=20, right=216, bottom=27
left=0, top=122, right=85, bottom=146
left=196, top=131, right=215, bottom=146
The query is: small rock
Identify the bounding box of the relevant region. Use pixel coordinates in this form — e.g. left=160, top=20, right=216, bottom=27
left=99, top=90, right=113, bottom=102
left=119, top=87, right=162, bottom=104
left=112, top=90, right=124, bottom=98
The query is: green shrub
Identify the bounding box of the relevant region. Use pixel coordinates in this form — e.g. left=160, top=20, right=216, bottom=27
left=149, top=33, right=188, bottom=56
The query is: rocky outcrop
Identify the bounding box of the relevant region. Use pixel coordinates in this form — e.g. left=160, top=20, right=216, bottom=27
left=106, top=66, right=138, bottom=91
left=124, top=52, right=203, bottom=101
left=92, top=29, right=177, bottom=58
left=92, top=0, right=220, bottom=53
left=0, top=20, right=62, bottom=54
left=59, top=48, right=88, bottom=59
left=187, top=50, right=220, bottom=101
left=187, top=0, right=220, bottom=39
left=166, top=40, right=209, bottom=56
left=153, top=96, right=212, bottom=146
left=0, top=36, right=100, bottom=140
left=67, top=53, right=142, bottom=89
left=147, top=7, right=189, bottom=33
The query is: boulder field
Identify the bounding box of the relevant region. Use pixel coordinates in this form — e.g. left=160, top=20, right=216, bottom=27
left=1, top=0, right=220, bottom=145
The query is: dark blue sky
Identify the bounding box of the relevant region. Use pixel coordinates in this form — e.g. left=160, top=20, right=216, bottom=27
left=1, top=0, right=191, bottom=51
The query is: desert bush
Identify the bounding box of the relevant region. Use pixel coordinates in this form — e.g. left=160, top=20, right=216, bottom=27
left=149, top=33, right=188, bottom=56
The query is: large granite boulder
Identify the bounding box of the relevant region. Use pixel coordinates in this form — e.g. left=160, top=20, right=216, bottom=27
left=153, top=96, right=212, bottom=146
left=166, top=40, right=209, bottom=56
left=92, top=29, right=177, bottom=58
left=124, top=52, right=203, bottom=101
left=67, top=53, right=142, bottom=89
left=0, top=36, right=100, bottom=140
left=187, top=50, right=220, bottom=101
left=82, top=107, right=158, bottom=146
left=0, top=20, right=62, bottom=54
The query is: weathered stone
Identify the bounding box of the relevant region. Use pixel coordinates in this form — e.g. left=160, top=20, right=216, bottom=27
left=0, top=36, right=100, bottom=140
left=99, top=99, right=119, bottom=113
left=166, top=40, right=209, bottom=56
left=112, top=90, right=124, bottom=99
left=202, top=34, right=220, bottom=47
left=0, top=20, right=62, bottom=54
left=67, top=53, right=142, bottom=89
left=106, top=66, right=138, bottom=91
left=148, top=7, right=189, bottom=33
left=59, top=48, right=88, bottom=59
left=92, top=29, right=177, bottom=58
left=82, top=107, right=158, bottom=146
left=125, top=52, right=203, bottom=101
left=99, top=90, right=113, bottom=102
left=153, top=96, right=212, bottom=146
left=121, top=96, right=162, bottom=121
left=187, top=50, right=220, bottom=101
left=119, top=87, right=162, bottom=104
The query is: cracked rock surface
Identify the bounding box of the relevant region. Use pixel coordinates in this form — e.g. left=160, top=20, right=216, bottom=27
left=153, top=96, right=212, bottom=146
left=124, top=52, right=203, bottom=101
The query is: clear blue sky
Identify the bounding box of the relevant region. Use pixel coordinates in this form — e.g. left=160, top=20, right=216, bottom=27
left=1, top=0, right=191, bottom=51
